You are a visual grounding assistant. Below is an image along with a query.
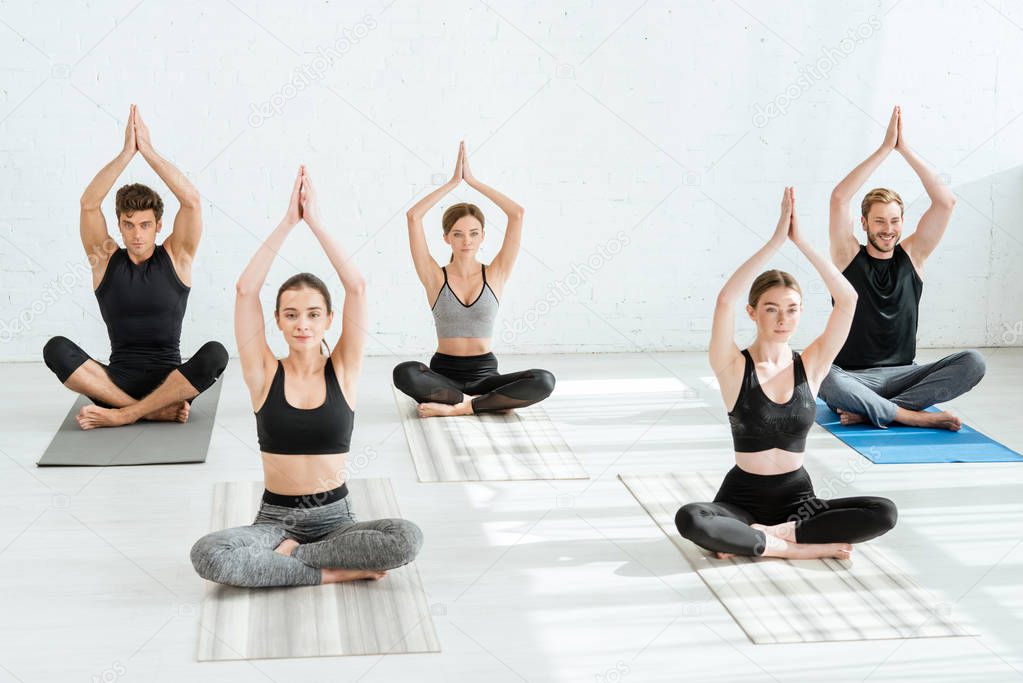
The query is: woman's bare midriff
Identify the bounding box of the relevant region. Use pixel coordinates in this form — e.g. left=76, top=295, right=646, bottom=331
left=734, top=449, right=804, bottom=476
left=436, top=336, right=491, bottom=356
left=262, top=452, right=349, bottom=495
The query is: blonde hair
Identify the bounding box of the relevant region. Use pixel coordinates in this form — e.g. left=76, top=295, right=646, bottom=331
left=748, top=270, right=801, bottom=308
left=861, top=188, right=904, bottom=218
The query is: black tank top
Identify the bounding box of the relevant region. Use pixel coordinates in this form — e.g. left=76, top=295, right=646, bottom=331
left=833, top=244, right=922, bottom=370
left=255, top=360, right=354, bottom=455
left=95, top=244, right=189, bottom=368
left=727, top=349, right=816, bottom=454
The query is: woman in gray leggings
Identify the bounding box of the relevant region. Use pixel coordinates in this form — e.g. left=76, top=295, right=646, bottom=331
left=190, top=167, right=422, bottom=587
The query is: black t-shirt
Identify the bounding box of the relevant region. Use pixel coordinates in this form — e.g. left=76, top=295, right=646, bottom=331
left=95, top=243, right=190, bottom=368
left=833, top=244, right=922, bottom=370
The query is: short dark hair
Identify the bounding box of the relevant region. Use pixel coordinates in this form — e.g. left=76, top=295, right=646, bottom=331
left=115, top=183, right=164, bottom=221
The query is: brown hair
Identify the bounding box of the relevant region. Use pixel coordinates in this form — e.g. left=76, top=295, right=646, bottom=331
left=275, top=272, right=333, bottom=314
left=860, top=187, right=904, bottom=219
left=442, top=203, right=485, bottom=235
left=115, top=183, right=164, bottom=221
left=748, top=270, right=801, bottom=308
left=275, top=273, right=333, bottom=356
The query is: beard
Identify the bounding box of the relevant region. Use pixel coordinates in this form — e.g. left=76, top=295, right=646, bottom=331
left=867, top=231, right=899, bottom=253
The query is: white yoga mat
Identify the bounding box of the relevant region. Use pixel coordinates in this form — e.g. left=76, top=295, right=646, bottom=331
left=620, top=471, right=975, bottom=644
left=392, top=385, right=587, bottom=482
left=197, top=478, right=439, bottom=661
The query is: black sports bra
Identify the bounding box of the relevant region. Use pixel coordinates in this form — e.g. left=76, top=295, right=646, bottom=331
left=255, top=360, right=354, bottom=455
left=727, top=349, right=816, bottom=454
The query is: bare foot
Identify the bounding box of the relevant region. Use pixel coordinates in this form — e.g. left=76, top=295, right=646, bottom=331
left=76, top=404, right=132, bottom=430
left=321, top=568, right=388, bottom=584
left=916, top=410, right=962, bottom=431
left=894, top=407, right=963, bottom=431
left=751, top=521, right=797, bottom=542
left=714, top=551, right=735, bottom=560
left=766, top=539, right=853, bottom=560
left=142, top=401, right=190, bottom=423
left=274, top=538, right=300, bottom=556
left=837, top=409, right=867, bottom=425
left=417, top=394, right=474, bottom=418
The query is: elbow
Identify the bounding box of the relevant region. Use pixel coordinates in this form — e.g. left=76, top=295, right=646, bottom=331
left=828, top=190, right=847, bottom=209
left=180, top=191, right=202, bottom=210
left=936, top=194, right=957, bottom=211
left=235, top=280, right=256, bottom=298
left=80, top=195, right=100, bottom=211
left=405, top=209, right=420, bottom=224
left=715, top=291, right=736, bottom=309
left=347, top=278, right=367, bottom=296
left=511, top=206, right=525, bottom=221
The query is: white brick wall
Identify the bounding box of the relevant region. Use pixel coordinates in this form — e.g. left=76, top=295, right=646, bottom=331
left=2, top=0, right=1022, bottom=362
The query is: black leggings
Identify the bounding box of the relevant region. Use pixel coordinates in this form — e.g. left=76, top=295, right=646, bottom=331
left=674, top=466, right=897, bottom=556
left=392, top=351, right=555, bottom=414
left=43, top=336, right=228, bottom=408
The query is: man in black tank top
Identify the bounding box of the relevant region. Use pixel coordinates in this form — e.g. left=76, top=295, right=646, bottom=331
left=42, top=105, right=227, bottom=430
left=818, top=106, right=985, bottom=430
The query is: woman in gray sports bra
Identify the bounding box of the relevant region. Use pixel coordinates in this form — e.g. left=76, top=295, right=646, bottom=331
left=393, top=142, right=555, bottom=418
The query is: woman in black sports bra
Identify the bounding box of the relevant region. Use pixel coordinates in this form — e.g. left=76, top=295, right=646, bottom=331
left=190, top=167, right=422, bottom=587
left=675, top=187, right=897, bottom=560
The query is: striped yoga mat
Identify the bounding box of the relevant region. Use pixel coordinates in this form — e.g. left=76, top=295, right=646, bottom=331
left=392, top=385, right=588, bottom=482
left=196, top=478, right=439, bottom=661
left=620, top=471, right=975, bottom=644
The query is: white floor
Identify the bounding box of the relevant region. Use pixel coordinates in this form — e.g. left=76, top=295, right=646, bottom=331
left=1, top=349, right=1021, bottom=682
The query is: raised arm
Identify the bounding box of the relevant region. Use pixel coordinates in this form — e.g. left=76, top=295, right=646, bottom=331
left=829, top=106, right=899, bottom=268
left=81, top=104, right=136, bottom=286
left=405, top=142, right=462, bottom=295
left=299, top=168, right=367, bottom=406
left=235, top=169, right=302, bottom=407
left=461, top=143, right=524, bottom=284
left=134, top=107, right=202, bottom=272
left=896, top=110, right=957, bottom=269
left=709, top=188, right=791, bottom=393
left=789, top=189, right=858, bottom=392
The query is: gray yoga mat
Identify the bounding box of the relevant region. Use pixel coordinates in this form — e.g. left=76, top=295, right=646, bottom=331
left=37, top=380, right=223, bottom=467
left=620, top=471, right=976, bottom=644
left=196, top=478, right=440, bottom=662
left=392, top=385, right=588, bottom=482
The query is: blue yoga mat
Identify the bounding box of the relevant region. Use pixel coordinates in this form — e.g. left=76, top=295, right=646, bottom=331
left=814, top=400, right=1023, bottom=464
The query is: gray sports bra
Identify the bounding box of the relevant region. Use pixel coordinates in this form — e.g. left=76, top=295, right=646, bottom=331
left=431, top=264, right=499, bottom=338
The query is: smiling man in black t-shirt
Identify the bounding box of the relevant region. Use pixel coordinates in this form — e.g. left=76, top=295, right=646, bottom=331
left=818, top=106, right=985, bottom=430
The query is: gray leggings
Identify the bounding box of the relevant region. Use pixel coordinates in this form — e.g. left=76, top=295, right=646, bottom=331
left=190, top=496, right=423, bottom=588
left=818, top=349, right=986, bottom=428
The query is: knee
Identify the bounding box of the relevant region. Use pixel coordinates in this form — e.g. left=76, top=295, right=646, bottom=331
left=195, top=341, right=229, bottom=377
left=960, top=349, right=987, bottom=386
left=43, top=336, right=77, bottom=379
left=190, top=535, right=230, bottom=584
left=384, top=518, right=424, bottom=568
left=874, top=498, right=898, bottom=533
left=816, top=369, right=843, bottom=405
left=392, top=361, right=424, bottom=391
left=674, top=504, right=700, bottom=539
left=528, top=369, right=556, bottom=399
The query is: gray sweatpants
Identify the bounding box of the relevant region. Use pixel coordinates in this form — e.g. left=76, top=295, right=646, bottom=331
left=817, top=349, right=986, bottom=428
left=190, top=495, right=423, bottom=588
